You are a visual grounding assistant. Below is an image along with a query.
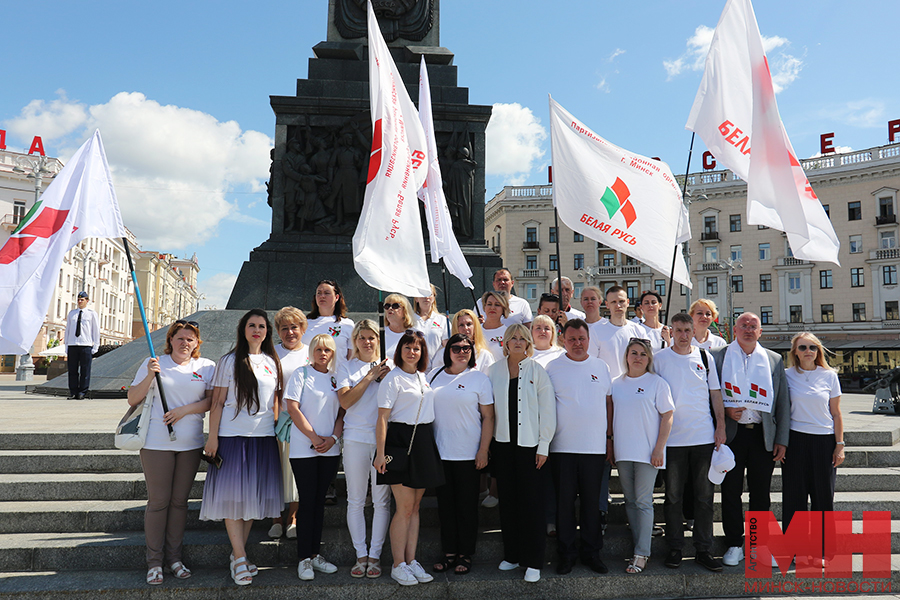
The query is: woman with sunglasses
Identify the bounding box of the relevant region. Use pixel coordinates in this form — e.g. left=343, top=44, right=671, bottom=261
left=414, top=284, right=449, bottom=363
left=451, top=309, right=494, bottom=373
left=383, top=294, right=415, bottom=359
left=782, top=333, right=844, bottom=533
left=336, top=320, right=392, bottom=579
left=689, top=299, right=727, bottom=349
left=531, top=315, right=563, bottom=367
left=487, top=324, right=556, bottom=583
left=610, top=337, right=674, bottom=574
left=128, top=320, right=214, bottom=585
left=481, top=291, right=510, bottom=363
left=284, top=334, right=344, bottom=581
left=201, top=309, right=284, bottom=586
left=428, top=333, right=494, bottom=575
left=374, top=330, right=444, bottom=586
left=303, top=280, right=354, bottom=362
left=268, top=307, right=309, bottom=541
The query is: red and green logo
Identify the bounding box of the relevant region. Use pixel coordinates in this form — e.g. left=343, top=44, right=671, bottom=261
left=0, top=200, right=70, bottom=265
left=724, top=381, right=741, bottom=398
left=749, top=383, right=767, bottom=399
left=599, top=177, right=636, bottom=227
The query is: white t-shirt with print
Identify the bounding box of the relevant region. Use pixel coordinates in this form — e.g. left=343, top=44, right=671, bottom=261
left=653, top=347, right=720, bottom=447
left=284, top=366, right=341, bottom=458
left=415, top=312, right=449, bottom=365
left=476, top=294, right=534, bottom=328
left=276, top=343, right=309, bottom=388
left=694, top=333, right=727, bottom=350
left=303, top=316, right=354, bottom=361
left=482, top=324, right=506, bottom=364
left=545, top=355, right=612, bottom=454
left=611, top=372, right=675, bottom=467
left=429, top=368, right=493, bottom=461
left=337, top=358, right=391, bottom=445
left=213, top=353, right=279, bottom=438
left=589, top=318, right=645, bottom=379
left=377, top=368, right=435, bottom=425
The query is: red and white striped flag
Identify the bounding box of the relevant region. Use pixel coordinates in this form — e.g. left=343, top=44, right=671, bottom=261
left=685, top=0, right=839, bottom=264
left=352, top=0, right=431, bottom=297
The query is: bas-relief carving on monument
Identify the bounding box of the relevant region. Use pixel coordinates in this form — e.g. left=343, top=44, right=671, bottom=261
left=333, top=0, right=434, bottom=42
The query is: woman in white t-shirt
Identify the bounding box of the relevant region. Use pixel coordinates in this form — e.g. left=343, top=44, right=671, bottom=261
left=451, top=309, right=494, bottom=373
left=782, top=332, right=844, bottom=532
left=531, top=315, right=563, bottom=368
left=336, top=320, right=392, bottom=579
left=429, top=333, right=494, bottom=575
left=200, top=309, right=284, bottom=586
left=269, top=306, right=309, bottom=541
left=284, top=334, right=345, bottom=581
left=610, top=337, right=674, bottom=574
left=128, top=320, right=215, bottom=586
left=302, top=279, right=354, bottom=362
left=480, top=291, right=509, bottom=363
left=383, top=293, right=414, bottom=359
left=374, top=330, right=444, bottom=586
left=414, top=285, right=449, bottom=362
left=689, top=299, right=727, bottom=349
left=637, top=291, right=671, bottom=350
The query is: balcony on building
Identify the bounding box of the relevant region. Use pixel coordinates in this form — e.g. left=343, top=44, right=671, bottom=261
left=519, top=268, right=546, bottom=279
left=876, top=214, right=897, bottom=226
left=700, top=230, right=720, bottom=241
left=522, top=240, right=540, bottom=251
left=778, top=257, right=809, bottom=266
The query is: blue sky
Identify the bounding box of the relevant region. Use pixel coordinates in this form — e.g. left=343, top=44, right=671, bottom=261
left=2, top=0, right=897, bottom=308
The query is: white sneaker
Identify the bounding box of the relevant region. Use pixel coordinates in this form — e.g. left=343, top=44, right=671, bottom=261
left=482, top=494, right=499, bottom=508
left=391, top=562, right=418, bottom=586
left=723, top=546, right=744, bottom=566
left=310, top=555, right=337, bottom=574
left=498, top=560, right=520, bottom=571
left=524, top=567, right=541, bottom=582
left=268, top=522, right=283, bottom=538
left=285, top=523, right=297, bottom=539
left=297, top=558, right=314, bottom=580
left=408, top=560, right=434, bottom=583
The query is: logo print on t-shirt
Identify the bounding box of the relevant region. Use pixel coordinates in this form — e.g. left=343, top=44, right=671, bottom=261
left=331, top=376, right=337, bottom=390
left=590, top=374, right=599, bottom=381
left=457, top=384, right=466, bottom=390
left=262, top=365, right=274, bottom=377
left=191, top=372, right=203, bottom=380
left=694, top=363, right=705, bottom=372
left=490, top=336, right=503, bottom=347
left=636, top=387, right=645, bottom=394
left=328, top=326, right=341, bottom=337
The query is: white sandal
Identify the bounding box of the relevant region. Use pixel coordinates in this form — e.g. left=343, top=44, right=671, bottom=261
left=351, top=559, right=367, bottom=578
left=167, top=561, right=191, bottom=579
left=146, top=566, right=163, bottom=585
left=231, top=552, right=258, bottom=577
left=626, top=555, right=648, bottom=574
left=231, top=556, right=253, bottom=586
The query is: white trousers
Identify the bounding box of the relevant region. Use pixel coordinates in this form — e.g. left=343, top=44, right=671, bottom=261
left=342, top=440, right=391, bottom=559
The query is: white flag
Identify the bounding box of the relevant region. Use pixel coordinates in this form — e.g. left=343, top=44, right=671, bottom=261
left=352, top=0, right=432, bottom=298
left=417, top=56, right=474, bottom=290
left=686, top=0, right=839, bottom=264
left=0, top=130, right=126, bottom=355
left=549, top=97, right=692, bottom=288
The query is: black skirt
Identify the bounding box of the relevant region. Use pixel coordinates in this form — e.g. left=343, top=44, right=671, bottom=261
left=377, top=422, right=445, bottom=489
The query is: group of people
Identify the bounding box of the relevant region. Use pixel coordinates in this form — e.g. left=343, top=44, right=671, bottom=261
left=127, top=269, right=844, bottom=586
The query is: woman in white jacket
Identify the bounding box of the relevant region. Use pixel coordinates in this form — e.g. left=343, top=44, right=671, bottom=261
left=486, top=324, right=556, bottom=583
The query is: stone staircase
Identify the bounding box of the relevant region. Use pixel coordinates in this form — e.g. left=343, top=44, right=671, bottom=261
left=0, top=429, right=898, bottom=599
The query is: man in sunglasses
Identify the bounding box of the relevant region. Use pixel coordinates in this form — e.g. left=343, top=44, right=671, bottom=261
left=64, top=291, right=100, bottom=400
left=475, top=268, right=532, bottom=327
left=550, top=277, right=585, bottom=321
left=707, top=312, right=790, bottom=568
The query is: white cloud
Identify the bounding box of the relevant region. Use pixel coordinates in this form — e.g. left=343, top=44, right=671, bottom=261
left=807, top=145, right=854, bottom=159
left=4, top=91, right=273, bottom=250
left=199, top=272, right=238, bottom=310
left=596, top=77, right=610, bottom=93
left=608, top=48, right=626, bottom=62
left=485, top=103, right=547, bottom=179
left=664, top=25, right=803, bottom=93
left=818, top=99, right=885, bottom=129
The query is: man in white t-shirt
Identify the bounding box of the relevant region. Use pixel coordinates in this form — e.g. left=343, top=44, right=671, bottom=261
left=589, top=286, right=644, bottom=380
left=654, top=313, right=726, bottom=572
left=550, top=276, right=586, bottom=321
left=475, top=268, right=533, bottom=327
left=544, top=319, right=611, bottom=575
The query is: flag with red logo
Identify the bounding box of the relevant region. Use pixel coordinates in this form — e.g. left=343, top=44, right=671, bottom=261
left=0, top=130, right=125, bottom=355
left=352, top=0, right=431, bottom=298
left=549, top=96, right=692, bottom=287
left=685, top=0, right=839, bottom=264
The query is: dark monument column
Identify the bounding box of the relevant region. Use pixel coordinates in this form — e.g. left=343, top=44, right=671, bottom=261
left=228, top=0, right=500, bottom=313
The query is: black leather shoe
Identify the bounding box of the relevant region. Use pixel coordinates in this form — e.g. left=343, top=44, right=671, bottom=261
left=586, top=557, right=608, bottom=574
left=75, top=394, right=85, bottom=400
left=696, top=551, right=724, bottom=572
left=664, top=548, right=682, bottom=568
left=556, top=557, right=574, bottom=575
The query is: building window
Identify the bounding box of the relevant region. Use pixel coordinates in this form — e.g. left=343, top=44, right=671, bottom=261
left=706, top=276, right=718, bottom=295
left=573, top=232, right=584, bottom=242
left=733, top=307, right=744, bottom=322
left=852, top=303, right=866, bottom=322
left=573, top=282, right=584, bottom=298
left=788, top=272, right=801, bottom=291
left=731, top=275, right=743, bottom=292
left=549, top=254, right=558, bottom=271
left=886, top=301, right=899, bottom=321
left=760, top=306, right=773, bottom=325
left=849, top=235, right=863, bottom=254
left=760, top=274, right=772, bottom=292
left=879, top=196, right=895, bottom=218
left=549, top=227, right=557, bottom=243
left=704, top=246, right=718, bottom=263
left=526, top=255, right=537, bottom=270
left=13, top=200, right=26, bottom=224
left=848, top=201, right=862, bottom=221
left=884, top=265, right=898, bottom=285
left=602, top=253, right=615, bottom=267
left=525, top=284, right=538, bottom=301
left=822, top=204, right=830, bottom=219
left=624, top=255, right=637, bottom=265
left=789, top=305, right=802, bottom=323
left=759, top=243, right=770, bottom=260
left=729, top=214, right=741, bottom=232
left=680, top=284, right=687, bottom=296
left=820, top=304, right=834, bottom=323
left=626, top=282, right=639, bottom=304
left=574, top=254, right=584, bottom=270
left=730, top=245, right=742, bottom=261
left=851, top=268, right=865, bottom=287
left=654, top=279, right=666, bottom=296
left=703, top=215, right=717, bottom=234
left=819, top=270, right=833, bottom=289
left=526, top=227, right=537, bottom=243
left=881, top=231, right=897, bottom=249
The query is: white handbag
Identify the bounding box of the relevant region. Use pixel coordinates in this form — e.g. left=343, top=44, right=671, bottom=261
left=114, top=384, right=155, bottom=451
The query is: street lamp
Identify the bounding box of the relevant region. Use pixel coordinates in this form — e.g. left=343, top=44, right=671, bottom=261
left=576, top=265, right=604, bottom=288
left=717, top=257, right=743, bottom=342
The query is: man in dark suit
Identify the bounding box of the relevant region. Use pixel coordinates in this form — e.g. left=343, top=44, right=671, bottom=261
left=708, top=312, right=790, bottom=566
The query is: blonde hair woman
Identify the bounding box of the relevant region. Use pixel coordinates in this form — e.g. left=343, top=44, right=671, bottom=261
left=579, top=286, right=603, bottom=324
left=690, top=299, right=726, bottom=349
left=451, top=309, right=494, bottom=373
left=383, top=293, right=415, bottom=358
left=480, top=291, right=510, bottom=363
left=531, top=315, right=562, bottom=367
left=414, top=284, right=449, bottom=362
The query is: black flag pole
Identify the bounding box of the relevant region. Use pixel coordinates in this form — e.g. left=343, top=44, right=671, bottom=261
left=377, top=290, right=386, bottom=362
left=470, top=289, right=482, bottom=320
left=124, top=237, right=175, bottom=441
left=440, top=258, right=450, bottom=315
left=663, top=132, right=696, bottom=327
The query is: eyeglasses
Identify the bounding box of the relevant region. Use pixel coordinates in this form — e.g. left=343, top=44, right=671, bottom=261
left=449, top=345, right=473, bottom=354
left=383, top=302, right=403, bottom=311
left=175, top=319, right=200, bottom=329
left=797, top=344, right=819, bottom=352
left=404, top=329, right=426, bottom=339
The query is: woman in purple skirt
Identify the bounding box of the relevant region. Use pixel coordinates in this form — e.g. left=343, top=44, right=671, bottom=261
left=200, top=309, right=284, bottom=585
